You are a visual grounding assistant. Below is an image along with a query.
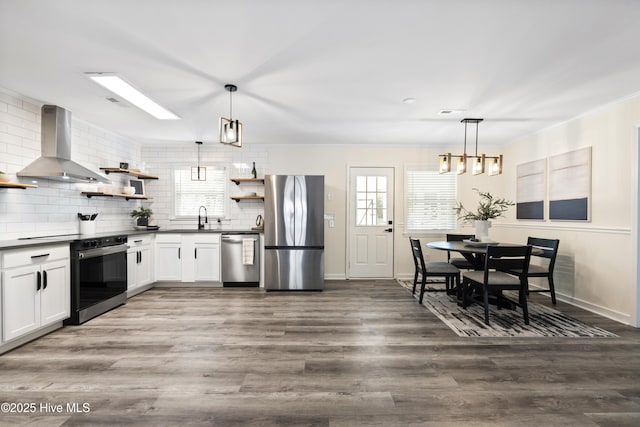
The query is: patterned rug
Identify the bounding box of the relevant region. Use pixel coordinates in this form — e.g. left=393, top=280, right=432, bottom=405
left=397, top=279, right=617, bottom=338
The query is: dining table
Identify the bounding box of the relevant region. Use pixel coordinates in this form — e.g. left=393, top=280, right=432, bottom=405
left=426, top=240, right=543, bottom=308
left=426, top=240, right=543, bottom=270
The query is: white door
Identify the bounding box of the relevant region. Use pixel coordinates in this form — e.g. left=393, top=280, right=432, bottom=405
left=127, top=250, right=138, bottom=290
left=40, top=259, right=70, bottom=326
left=155, top=243, right=182, bottom=281
left=194, top=242, right=220, bottom=281
left=2, top=265, right=40, bottom=341
left=348, top=167, right=395, bottom=278
left=137, top=246, right=154, bottom=286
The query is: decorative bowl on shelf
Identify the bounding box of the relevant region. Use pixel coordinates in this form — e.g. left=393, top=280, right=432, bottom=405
left=123, top=186, right=135, bottom=195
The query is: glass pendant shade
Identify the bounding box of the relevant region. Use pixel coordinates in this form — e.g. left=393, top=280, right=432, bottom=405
left=472, top=154, right=485, bottom=175
left=439, top=153, right=451, bottom=174
left=456, top=154, right=467, bottom=175
left=191, top=140, right=206, bottom=181
left=219, top=117, right=242, bottom=147
left=219, top=84, right=242, bottom=148
left=191, top=166, right=206, bottom=181
left=488, top=155, right=503, bottom=176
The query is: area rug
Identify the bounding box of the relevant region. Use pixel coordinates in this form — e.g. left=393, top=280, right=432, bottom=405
left=397, top=280, right=617, bottom=338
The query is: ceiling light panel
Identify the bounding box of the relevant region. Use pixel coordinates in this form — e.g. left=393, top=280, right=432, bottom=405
left=86, top=73, right=180, bottom=120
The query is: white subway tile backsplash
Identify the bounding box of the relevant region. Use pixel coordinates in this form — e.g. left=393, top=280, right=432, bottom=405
left=0, top=131, right=23, bottom=145
left=0, top=92, right=21, bottom=108
left=0, top=89, right=144, bottom=240
left=5, top=122, right=37, bottom=139
left=141, top=143, right=269, bottom=230
left=7, top=104, right=37, bottom=122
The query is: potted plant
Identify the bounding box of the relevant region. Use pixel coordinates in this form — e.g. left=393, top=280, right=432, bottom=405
left=0, top=171, right=9, bottom=183
left=455, top=188, right=514, bottom=240
left=130, top=207, right=153, bottom=228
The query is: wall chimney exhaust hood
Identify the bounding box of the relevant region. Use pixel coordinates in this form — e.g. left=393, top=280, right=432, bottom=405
left=17, top=105, right=110, bottom=183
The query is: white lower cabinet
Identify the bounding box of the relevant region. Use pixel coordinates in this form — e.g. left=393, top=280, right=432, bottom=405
left=1, top=245, right=70, bottom=343
left=193, top=238, right=221, bottom=282
left=155, top=234, right=183, bottom=281
left=154, top=234, right=220, bottom=283
left=127, top=234, right=154, bottom=294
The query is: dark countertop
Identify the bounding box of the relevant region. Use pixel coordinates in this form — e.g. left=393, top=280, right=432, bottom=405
left=0, top=228, right=263, bottom=251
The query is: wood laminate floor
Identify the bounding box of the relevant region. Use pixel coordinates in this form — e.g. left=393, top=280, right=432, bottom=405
left=1, top=280, right=640, bottom=426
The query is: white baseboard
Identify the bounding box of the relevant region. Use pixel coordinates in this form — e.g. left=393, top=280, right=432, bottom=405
left=127, top=283, right=154, bottom=298
left=0, top=322, right=62, bottom=355
left=556, top=293, right=631, bottom=326
left=325, top=274, right=347, bottom=280
left=153, top=281, right=223, bottom=288
left=521, top=283, right=632, bottom=326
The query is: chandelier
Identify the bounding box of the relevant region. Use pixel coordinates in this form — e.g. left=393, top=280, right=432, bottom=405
left=439, top=118, right=502, bottom=176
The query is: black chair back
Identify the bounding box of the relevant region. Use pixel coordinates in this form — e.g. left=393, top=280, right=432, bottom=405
left=484, top=245, right=532, bottom=282
left=446, top=233, right=475, bottom=242
left=527, top=237, right=560, bottom=271
left=445, top=233, right=475, bottom=261
left=410, top=237, right=426, bottom=273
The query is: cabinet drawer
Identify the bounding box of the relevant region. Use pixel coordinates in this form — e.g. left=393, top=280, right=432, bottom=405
left=128, top=234, right=153, bottom=247
left=2, top=244, right=69, bottom=269
left=154, top=234, right=182, bottom=244
left=189, top=234, right=221, bottom=244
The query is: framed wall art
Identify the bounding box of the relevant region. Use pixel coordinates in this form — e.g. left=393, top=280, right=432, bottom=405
left=516, top=158, right=546, bottom=220
left=548, top=146, right=591, bottom=221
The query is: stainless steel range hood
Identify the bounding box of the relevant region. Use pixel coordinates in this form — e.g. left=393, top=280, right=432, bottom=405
left=17, top=105, right=110, bottom=183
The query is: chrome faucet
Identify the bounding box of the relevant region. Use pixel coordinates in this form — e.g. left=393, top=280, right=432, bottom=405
left=198, top=206, right=208, bottom=230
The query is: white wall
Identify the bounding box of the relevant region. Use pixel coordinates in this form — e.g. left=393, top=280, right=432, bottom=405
left=3, top=86, right=638, bottom=326
left=140, top=144, right=269, bottom=230
left=457, top=95, right=640, bottom=326
left=245, top=144, right=450, bottom=279
left=142, top=142, right=450, bottom=279
left=0, top=89, right=144, bottom=239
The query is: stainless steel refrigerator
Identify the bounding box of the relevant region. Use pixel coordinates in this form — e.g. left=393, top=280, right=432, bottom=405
left=264, top=175, right=324, bottom=291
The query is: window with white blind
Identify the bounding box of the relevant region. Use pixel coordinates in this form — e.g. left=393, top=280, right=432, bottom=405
left=173, top=166, right=227, bottom=218
left=405, top=168, right=457, bottom=231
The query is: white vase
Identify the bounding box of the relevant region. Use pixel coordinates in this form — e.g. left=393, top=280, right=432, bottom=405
left=474, top=220, right=491, bottom=241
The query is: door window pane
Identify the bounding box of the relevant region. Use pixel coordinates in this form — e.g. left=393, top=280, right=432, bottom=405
left=355, top=175, right=388, bottom=225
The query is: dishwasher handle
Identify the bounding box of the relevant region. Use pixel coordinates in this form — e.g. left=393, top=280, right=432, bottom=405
left=222, top=236, right=258, bottom=244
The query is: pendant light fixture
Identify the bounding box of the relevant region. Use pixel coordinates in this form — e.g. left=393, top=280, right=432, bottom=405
left=219, top=84, right=242, bottom=147
left=191, top=141, right=206, bottom=181
left=438, top=118, right=503, bottom=175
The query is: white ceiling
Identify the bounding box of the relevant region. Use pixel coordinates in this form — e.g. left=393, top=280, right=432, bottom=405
left=2, top=0, right=640, bottom=147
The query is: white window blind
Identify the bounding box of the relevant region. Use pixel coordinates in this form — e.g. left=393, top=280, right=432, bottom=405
left=406, top=169, right=457, bottom=231
left=173, top=166, right=226, bottom=218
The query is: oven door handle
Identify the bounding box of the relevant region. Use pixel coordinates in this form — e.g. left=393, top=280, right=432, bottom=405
left=77, top=244, right=128, bottom=259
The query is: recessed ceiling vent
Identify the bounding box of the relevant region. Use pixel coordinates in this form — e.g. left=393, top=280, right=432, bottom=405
left=439, top=109, right=465, bottom=115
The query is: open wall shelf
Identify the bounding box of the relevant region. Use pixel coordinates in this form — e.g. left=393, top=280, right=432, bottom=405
left=82, top=192, right=151, bottom=201
left=100, top=168, right=158, bottom=180
left=230, top=178, right=264, bottom=185
left=230, top=195, right=264, bottom=202
left=0, top=182, right=38, bottom=189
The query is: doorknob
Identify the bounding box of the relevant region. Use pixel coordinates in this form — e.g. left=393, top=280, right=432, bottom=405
left=384, top=228, right=393, bottom=232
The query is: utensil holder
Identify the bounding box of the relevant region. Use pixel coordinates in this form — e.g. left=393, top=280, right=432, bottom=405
left=80, top=221, right=96, bottom=235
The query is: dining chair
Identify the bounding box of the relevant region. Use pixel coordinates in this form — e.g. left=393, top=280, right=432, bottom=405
left=446, top=233, right=475, bottom=270
left=409, top=238, right=461, bottom=304
left=510, top=237, right=560, bottom=304
left=461, top=245, right=532, bottom=325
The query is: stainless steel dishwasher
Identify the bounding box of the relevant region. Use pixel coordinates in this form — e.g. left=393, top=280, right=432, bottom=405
left=221, top=233, right=260, bottom=287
